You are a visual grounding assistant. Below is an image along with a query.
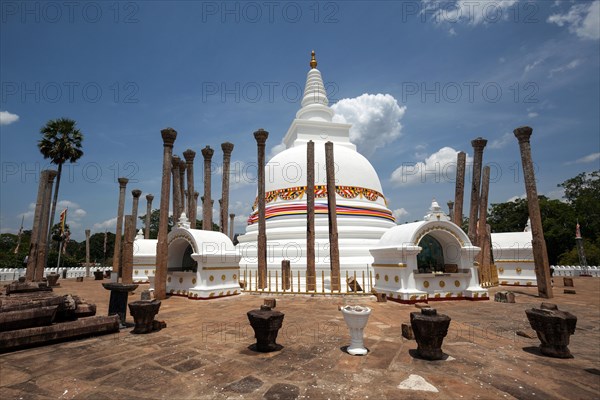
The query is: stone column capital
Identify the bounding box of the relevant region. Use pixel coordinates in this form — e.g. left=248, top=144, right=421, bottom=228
left=85, top=229, right=91, bottom=236
left=118, top=177, right=129, bottom=187
left=47, top=170, right=58, bottom=181
left=178, top=158, right=186, bottom=171
left=447, top=200, right=454, bottom=207
left=230, top=213, right=235, bottom=218
left=201, top=146, right=214, bottom=160
left=172, top=155, right=181, bottom=169
left=132, top=189, right=142, bottom=198
left=471, top=137, right=488, bottom=150
left=221, top=142, right=234, bottom=154
left=183, top=148, right=196, bottom=163
left=161, top=128, right=177, bottom=147
left=194, top=191, right=199, bottom=199
left=146, top=194, right=154, bottom=201
left=253, top=128, right=269, bottom=145
left=514, top=126, right=533, bottom=143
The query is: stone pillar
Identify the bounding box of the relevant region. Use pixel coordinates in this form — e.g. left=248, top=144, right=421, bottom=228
left=178, top=158, right=186, bottom=216
left=26, top=170, right=50, bottom=281
left=193, top=191, right=199, bottom=229
left=229, top=213, right=235, bottom=240
left=201, top=146, right=214, bottom=230
left=514, top=127, right=553, bottom=299
left=34, top=170, right=57, bottom=281
left=325, top=142, right=340, bottom=291
left=453, top=151, right=466, bottom=226
left=306, top=140, right=316, bottom=291
left=121, top=215, right=135, bottom=284
left=467, top=138, right=487, bottom=245
left=476, top=166, right=491, bottom=284
left=218, top=199, right=223, bottom=231
left=85, top=229, right=91, bottom=277
left=220, top=142, right=234, bottom=237
left=171, top=156, right=182, bottom=223
left=183, top=149, right=196, bottom=227
left=282, top=259, right=291, bottom=290
left=447, top=201, right=454, bottom=221
left=113, top=177, right=129, bottom=278
left=254, top=129, right=269, bottom=288
left=145, top=194, right=154, bottom=239
left=155, top=128, right=177, bottom=300
left=131, top=189, right=142, bottom=240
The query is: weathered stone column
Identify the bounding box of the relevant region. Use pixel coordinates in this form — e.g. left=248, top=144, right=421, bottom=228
left=183, top=150, right=196, bottom=225
left=145, top=194, right=154, bottom=239
left=178, top=158, right=186, bottom=215
left=85, top=229, right=91, bottom=277
left=453, top=151, right=466, bottom=226
left=229, top=213, right=235, bottom=240
left=306, top=140, right=316, bottom=291
left=218, top=199, right=223, bottom=231
left=171, top=156, right=182, bottom=223
left=325, top=141, right=340, bottom=292
left=26, top=170, right=50, bottom=281
left=201, top=146, right=214, bottom=230
left=220, top=142, right=234, bottom=237
left=467, top=138, right=487, bottom=245
left=476, top=166, right=491, bottom=284
left=193, top=191, right=199, bottom=228
left=113, top=177, right=129, bottom=278
left=34, top=170, right=57, bottom=281
left=155, top=128, right=177, bottom=300
left=514, top=126, right=553, bottom=299
left=254, top=129, right=269, bottom=288
left=121, top=215, right=135, bottom=284
left=131, top=189, right=142, bottom=240
left=447, top=200, right=454, bottom=221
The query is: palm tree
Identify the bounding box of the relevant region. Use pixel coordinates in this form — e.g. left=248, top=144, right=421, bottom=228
left=38, top=118, right=84, bottom=244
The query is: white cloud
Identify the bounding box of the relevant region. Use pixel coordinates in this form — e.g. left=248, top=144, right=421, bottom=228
left=548, top=59, right=582, bottom=77
left=548, top=1, right=600, bottom=40
left=488, top=132, right=513, bottom=150
left=393, top=208, right=409, bottom=221
left=422, top=0, right=518, bottom=26
left=0, top=111, right=19, bottom=125
left=506, top=193, right=526, bottom=202
left=527, top=112, right=539, bottom=118
left=390, top=147, right=472, bottom=186
left=567, top=152, right=600, bottom=165
left=524, top=58, right=544, bottom=73
left=93, top=217, right=117, bottom=231
left=18, top=203, right=36, bottom=222
left=332, top=93, right=406, bottom=156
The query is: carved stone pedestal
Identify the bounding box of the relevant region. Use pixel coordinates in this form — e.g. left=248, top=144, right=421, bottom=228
left=525, top=302, right=577, bottom=358
left=410, top=308, right=451, bottom=360
left=102, top=283, right=138, bottom=327
left=46, top=273, right=60, bottom=287
left=128, top=300, right=162, bottom=334
left=247, top=305, right=284, bottom=352
left=94, top=271, right=104, bottom=280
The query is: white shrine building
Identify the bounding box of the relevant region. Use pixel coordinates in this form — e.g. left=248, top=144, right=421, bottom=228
left=491, top=219, right=537, bottom=287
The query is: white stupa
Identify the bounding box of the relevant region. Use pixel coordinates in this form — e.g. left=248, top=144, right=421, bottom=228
left=237, top=52, right=396, bottom=289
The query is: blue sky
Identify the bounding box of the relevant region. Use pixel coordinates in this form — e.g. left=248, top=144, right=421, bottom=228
left=1, top=0, right=599, bottom=241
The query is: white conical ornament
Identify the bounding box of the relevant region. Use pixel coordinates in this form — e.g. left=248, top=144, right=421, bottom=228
left=295, top=50, right=334, bottom=122
left=177, top=212, right=190, bottom=229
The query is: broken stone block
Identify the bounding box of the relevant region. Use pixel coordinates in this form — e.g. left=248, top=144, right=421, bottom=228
left=264, top=298, right=276, bottom=309
left=494, top=291, right=515, bottom=303
left=401, top=323, right=414, bottom=340
left=347, top=276, right=363, bottom=292
left=141, top=290, right=151, bottom=301
left=0, top=306, right=58, bottom=332
left=563, top=277, right=574, bottom=287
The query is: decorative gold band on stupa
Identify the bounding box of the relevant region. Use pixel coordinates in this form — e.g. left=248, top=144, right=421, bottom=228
left=310, top=50, right=317, bottom=69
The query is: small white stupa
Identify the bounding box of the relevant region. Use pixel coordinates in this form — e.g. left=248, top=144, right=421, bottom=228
left=237, top=51, right=396, bottom=290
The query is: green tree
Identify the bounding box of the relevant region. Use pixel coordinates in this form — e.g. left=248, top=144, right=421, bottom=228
left=488, top=198, right=529, bottom=233
left=558, top=170, right=600, bottom=241
left=89, top=232, right=115, bottom=266
left=38, top=118, right=84, bottom=244
left=558, top=238, right=600, bottom=266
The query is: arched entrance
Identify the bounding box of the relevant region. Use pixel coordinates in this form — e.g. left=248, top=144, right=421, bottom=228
left=417, top=234, right=444, bottom=273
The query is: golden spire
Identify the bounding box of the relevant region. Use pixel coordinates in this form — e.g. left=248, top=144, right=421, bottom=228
left=310, top=50, right=317, bottom=69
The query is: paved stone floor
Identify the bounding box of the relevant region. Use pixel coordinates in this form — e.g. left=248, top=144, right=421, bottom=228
left=1, top=277, right=599, bottom=399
